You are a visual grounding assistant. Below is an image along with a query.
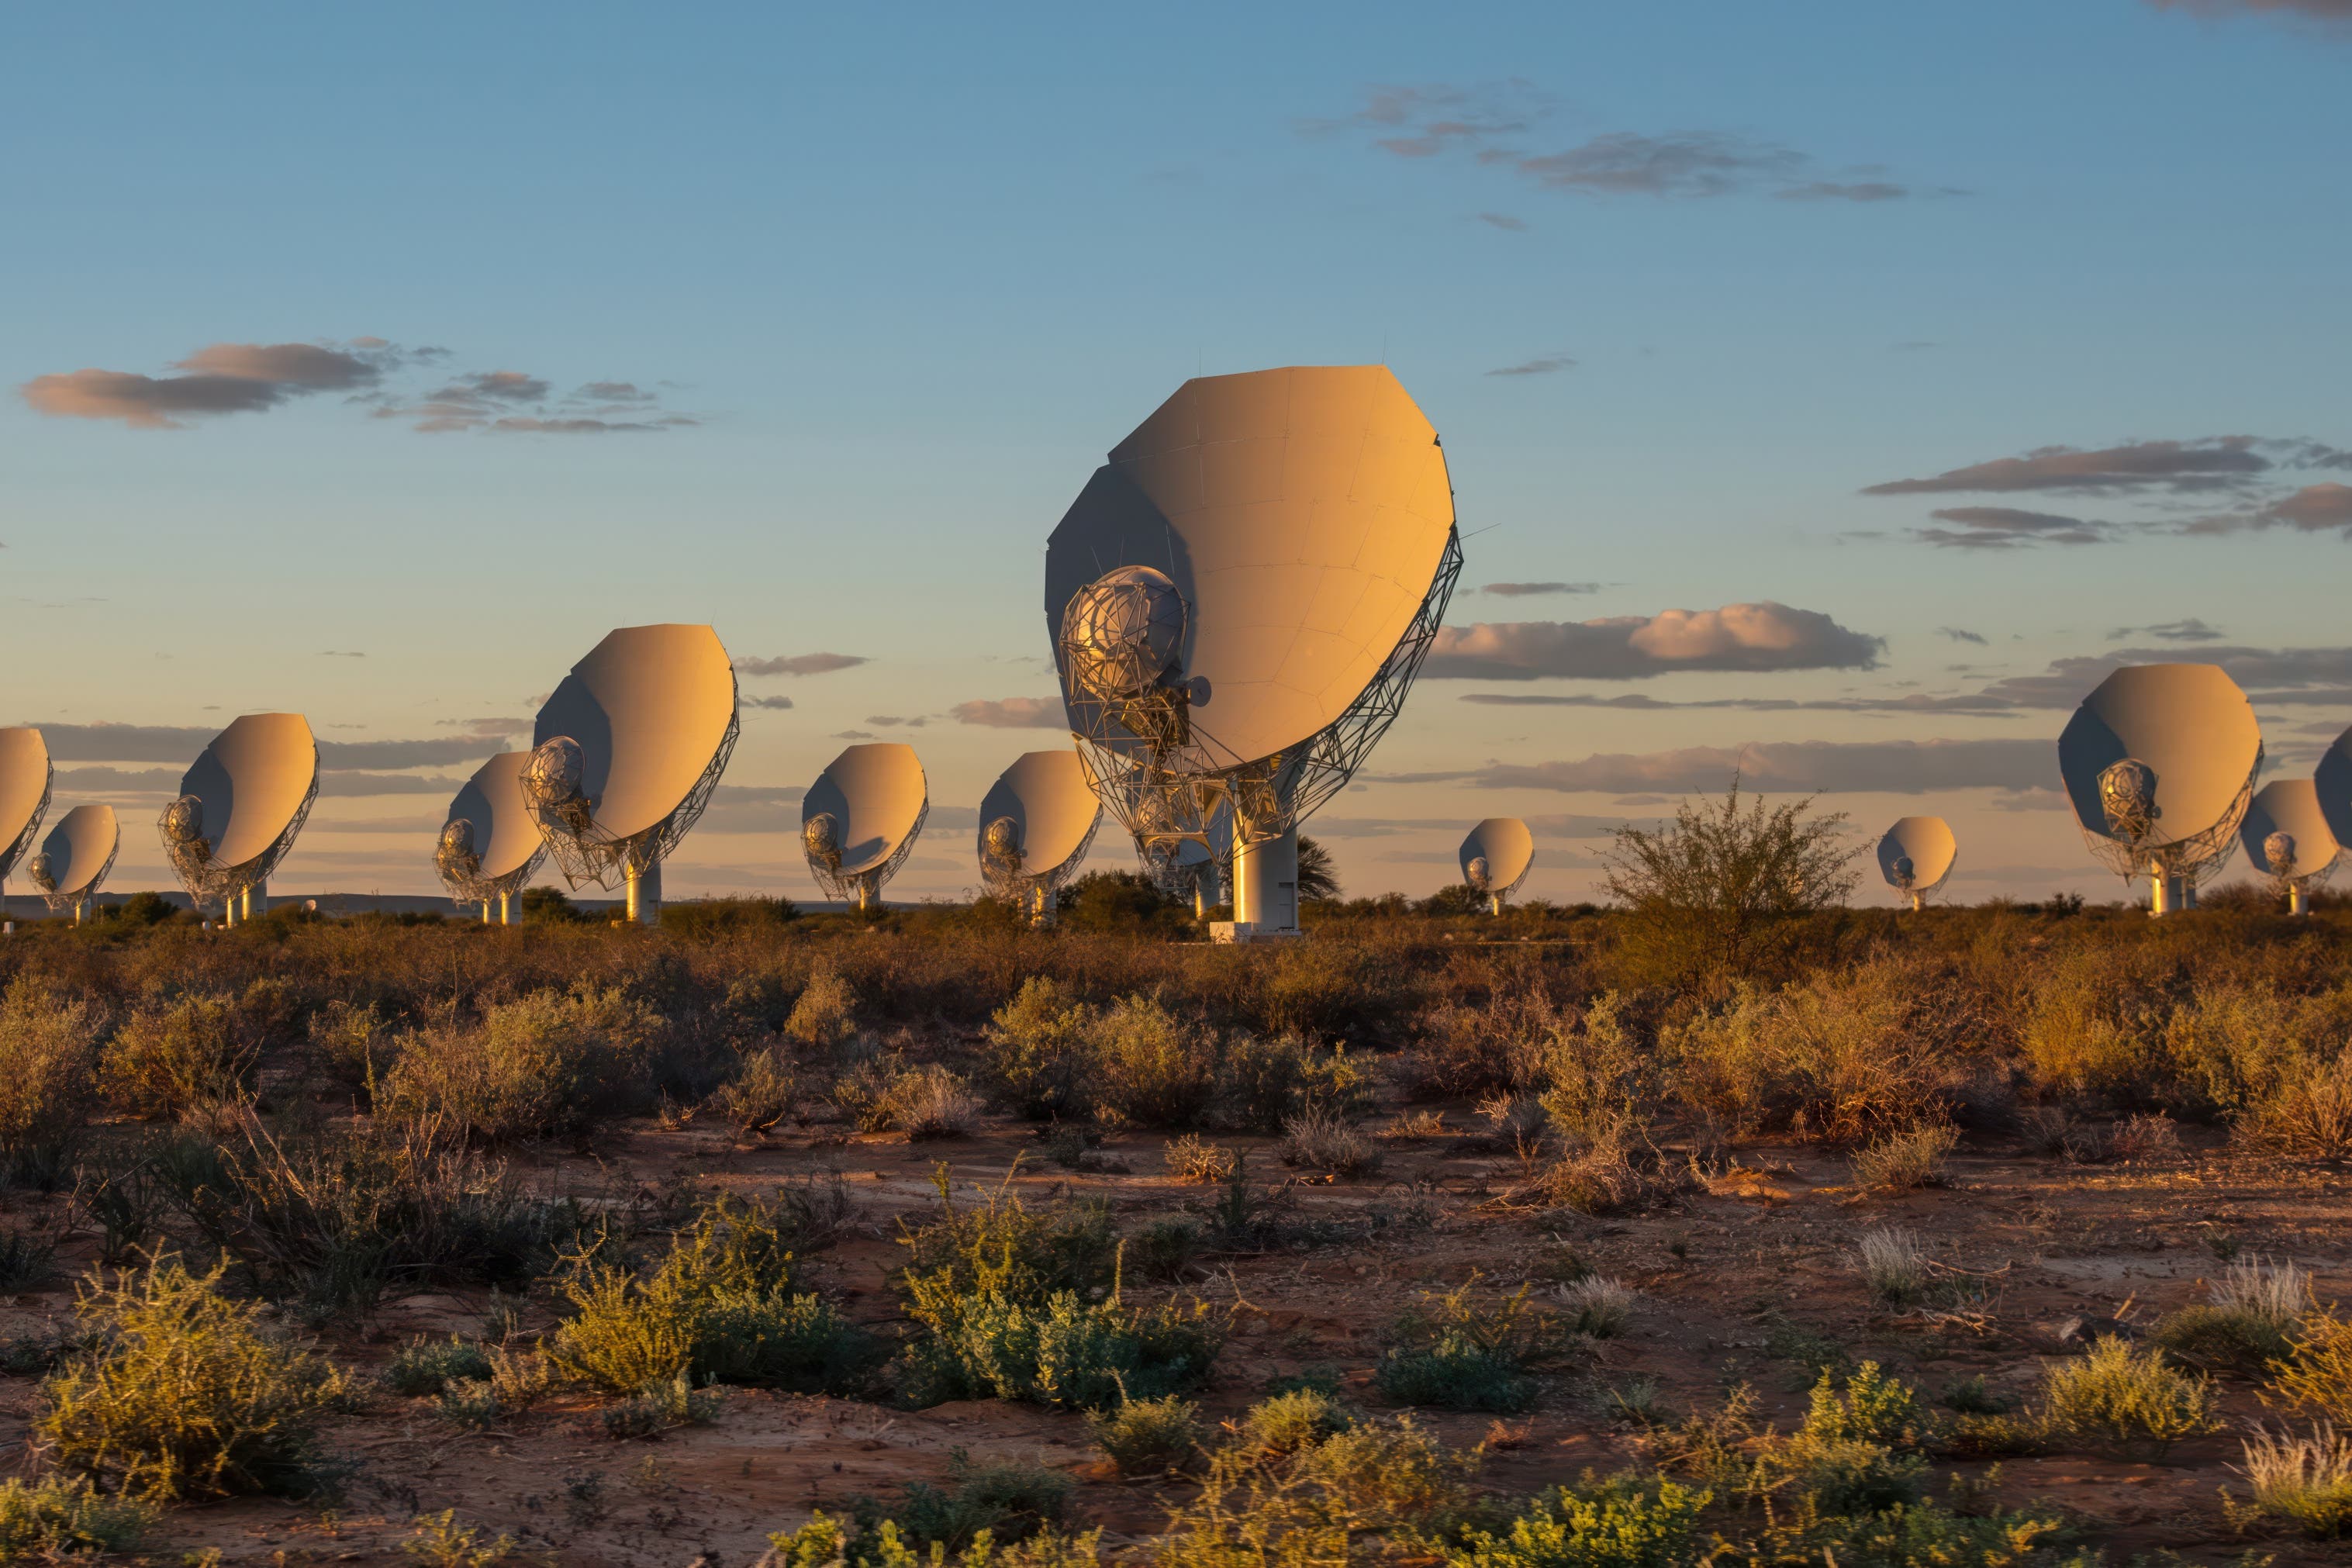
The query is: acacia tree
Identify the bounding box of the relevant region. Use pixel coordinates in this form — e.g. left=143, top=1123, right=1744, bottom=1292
left=1295, top=837, right=1342, bottom=903
left=1603, top=775, right=1857, bottom=988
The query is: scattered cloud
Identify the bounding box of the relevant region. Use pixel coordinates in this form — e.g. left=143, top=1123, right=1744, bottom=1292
left=2145, top=0, right=2352, bottom=28
left=317, top=737, right=515, bottom=770
left=2109, top=617, right=2225, bottom=643
left=1939, top=627, right=1988, bottom=645
left=744, top=695, right=796, bottom=711
left=1381, top=737, right=2050, bottom=796
left=833, top=730, right=876, bottom=741
left=1475, top=212, right=1527, bottom=231
left=866, top=714, right=927, bottom=729
left=21, top=339, right=395, bottom=429
left=1915, top=506, right=2116, bottom=549
left=433, top=717, right=529, bottom=734
left=1307, top=82, right=1935, bottom=203
left=318, top=770, right=470, bottom=796
left=2188, top=482, right=2352, bottom=538
left=949, top=696, right=1065, bottom=729
left=693, top=784, right=806, bottom=834
left=1480, top=582, right=1601, bottom=598
left=319, top=650, right=367, bottom=658
left=734, top=652, right=869, bottom=679
left=1426, top=602, right=1883, bottom=681
left=1487, top=354, right=1575, bottom=377
left=1865, top=437, right=2279, bottom=496
left=1459, top=689, right=2013, bottom=716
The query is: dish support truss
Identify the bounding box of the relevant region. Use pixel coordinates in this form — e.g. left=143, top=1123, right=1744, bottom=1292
left=1070, top=526, right=1464, bottom=862
left=33, top=837, right=117, bottom=919
left=2077, top=758, right=2256, bottom=913
left=1468, top=853, right=1534, bottom=910
left=0, top=762, right=52, bottom=925
left=530, top=708, right=740, bottom=893
left=980, top=808, right=1105, bottom=924
left=434, top=839, right=547, bottom=917
left=1885, top=859, right=1952, bottom=912
left=2260, top=834, right=2342, bottom=915
left=805, top=796, right=929, bottom=910
left=160, top=770, right=320, bottom=917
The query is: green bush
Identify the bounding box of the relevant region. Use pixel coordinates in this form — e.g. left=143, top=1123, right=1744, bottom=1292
left=1158, top=1415, right=1480, bottom=1568
left=379, top=986, right=663, bottom=1144
left=386, top=1335, right=495, bottom=1397
left=1089, top=996, right=1220, bottom=1128
left=1219, top=1031, right=1371, bottom=1133
left=2270, top=1306, right=2352, bottom=1421
left=547, top=1193, right=876, bottom=1396
left=1240, top=1388, right=1355, bottom=1456
left=900, top=1276, right=1220, bottom=1411
left=1448, top=1473, right=1710, bottom=1568
left=894, top=1169, right=1118, bottom=1305
left=1088, top=1394, right=1203, bottom=1475
left=785, top=965, right=858, bottom=1048
left=0, top=1474, right=158, bottom=1561
left=2036, top=1335, right=2216, bottom=1461
left=98, top=994, right=256, bottom=1121
left=35, top=1255, right=352, bottom=1499
left=852, top=1456, right=1074, bottom=1553
left=983, top=977, right=1095, bottom=1119
left=1375, top=1280, right=1563, bottom=1414
left=762, top=1512, right=1100, bottom=1568
left=599, top=1373, right=721, bottom=1438
left=0, top=979, right=100, bottom=1189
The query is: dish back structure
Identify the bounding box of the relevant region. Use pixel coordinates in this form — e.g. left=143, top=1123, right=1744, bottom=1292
left=523, top=624, right=740, bottom=924
left=28, top=805, right=118, bottom=923
left=159, top=713, right=319, bottom=923
left=2057, top=664, right=2260, bottom=914
left=0, top=728, right=53, bottom=927
left=803, top=743, right=928, bottom=911
left=2315, top=724, right=2352, bottom=866
left=1044, top=364, right=1462, bottom=941
left=2240, top=778, right=2340, bottom=916
left=1459, top=817, right=1535, bottom=914
left=1876, top=817, right=1957, bottom=910
left=977, top=750, right=1103, bottom=924
left=438, top=751, right=549, bottom=922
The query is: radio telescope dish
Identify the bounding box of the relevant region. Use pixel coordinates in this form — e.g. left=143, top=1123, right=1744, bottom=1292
left=2316, top=724, right=2352, bottom=865
left=1459, top=818, right=1535, bottom=915
left=1045, top=364, right=1463, bottom=943
left=803, top=743, right=927, bottom=912
left=2241, top=779, right=2340, bottom=917
left=1876, top=817, right=1957, bottom=911
left=31, top=805, right=117, bottom=924
left=161, top=713, right=319, bottom=924
left=526, top=624, right=740, bottom=924
left=0, top=728, right=54, bottom=930
left=977, top=750, right=1103, bottom=924
left=438, top=751, right=548, bottom=924
left=2057, top=664, right=2260, bottom=916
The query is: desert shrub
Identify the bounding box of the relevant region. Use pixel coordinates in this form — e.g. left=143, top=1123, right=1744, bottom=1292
left=2236, top=1052, right=2352, bottom=1161
left=893, top=1169, right=1118, bottom=1304
left=1534, top=993, right=1653, bottom=1139
left=1853, top=1227, right=1932, bottom=1308
left=871, top=1064, right=982, bottom=1139
left=0, top=1226, right=55, bottom=1291
left=1663, top=963, right=1963, bottom=1144
left=1123, top=1217, right=1201, bottom=1282
left=710, top=1046, right=800, bottom=1135
left=378, top=986, right=663, bottom=1144
left=0, top=979, right=100, bottom=1189
left=436, top=1379, right=507, bottom=1433
left=546, top=1193, right=876, bottom=1397
left=2270, top=1306, right=2352, bottom=1421
left=1277, top=1107, right=1383, bottom=1177
left=1158, top=1415, right=1480, bottom=1568
left=1404, top=993, right=1554, bottom=1101
left=36, top=1255, right=352, bottom=1499
left=899, top=1277, right=1220, bottom=1411
left=599, top=1372, right=721, bottom=1438
left=305, top=999, right=392, bottom=1100
left=1514, top=1117, right=1670, bottom=1216
left=1449, top=1473, right=1711, bottom=1568
left=1089, top=996, right=1220, bottom=1128
left=1164, top=1133, right=1236, bottom=1185
left=1376, top=1280, right=1563, bottom=1414
left=386, top=1335, right=495, bottom=1397
left=1220, top=1031, right=1372, bottom=1133
left=983, top=976, right=1094, bottom=1119
left=2036, top=1335, right=2216, bottom=1460
left=149, top=1124, right=579, bottom=1314
left=1849, top=1123, right=1957, bottom=1190
left=98, top=994, right=257, bottom=1120
left=1557, top=1276, right=1636, bottom=1339
left=1242, top=1388, right=1356, bottom=1456
left=1088, top=1394, right=1203, bottom=1475
left=0, top=1475, right=158, bottom=1560
left=851, top=1456, right=1075, bottom=1553
left=2107, top=1111, right=2184, bottom=1163
left=1736, top=1499, right=2072, bottom=1567
left=2153, top=1257, right=2310, bottom=1373
left=2233, top=1422, right=2352, bottom=1539
left=2163, top=982, right=2334, bottom=1117
left=785, top=965, right=859, bottom=1048
left=404, top=1508, right=523, bottom=1566
left=763, top=1512, right=1100, bottom=1568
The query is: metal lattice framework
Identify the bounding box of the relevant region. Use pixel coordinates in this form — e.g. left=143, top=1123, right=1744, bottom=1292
left=1884, top=855, right=1953, bottom=903
left=0, top=762, right=52, bottom=886
left=804, top=796, right=929, bottom=906
left=158, top=772, right=320, bottom=914
left=1068, top=527, right=1465, bottom=859
left=2077, top=755, right=2255, bottom=894
left=433, top=819, right=544, bottom=910
left=1466, top=851, right=1532, bottom=903
left=979, top=806, right=1104, bottom=913
left=30, top=837, right=116, bottom=916
left=523, top=706, right=740, bottom=892
left=2260, top=831, right=2342, bottom=901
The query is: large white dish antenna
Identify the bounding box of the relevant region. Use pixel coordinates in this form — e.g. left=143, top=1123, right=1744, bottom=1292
left=0, top=728, right=54, bottom=924
left=161, top=713, right=319, bottom=922
left=2057, top=664, right=2260, bottom=914
left=1876, top=816, right=1957, bottom=910
left=977, top=750, right=1103, bottom=923
left=29, top=804, right=117, bottom=923
left=2316, top=725, right=2352, bottom=859
left=2241, top=778, right=2341, bottom=915
left=525, top=623, right=740, bottom=924
left=1045, top=365, right=1463, bottom=940
left=437, top=751, right=548, bottom=923
left=1459, top=818, right=1535, bottom=914
left=803, top=743, right=928, bottom=911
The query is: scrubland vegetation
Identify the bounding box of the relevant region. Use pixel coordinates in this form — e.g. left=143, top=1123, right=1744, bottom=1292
left=0, top=798, right=2347, bottom=1560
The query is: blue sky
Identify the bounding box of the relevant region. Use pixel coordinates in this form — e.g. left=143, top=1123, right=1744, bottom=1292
left=5, top=0, right=2348, bottom=904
